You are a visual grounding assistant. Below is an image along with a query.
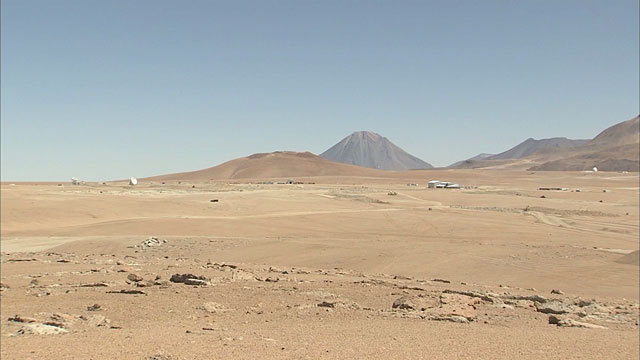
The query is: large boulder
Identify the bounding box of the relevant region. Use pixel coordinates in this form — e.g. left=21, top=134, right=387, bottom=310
left=535, top=300, right=572, bottom=314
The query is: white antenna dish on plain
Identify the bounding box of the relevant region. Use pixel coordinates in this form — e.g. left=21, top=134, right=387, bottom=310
left=71, top=177, right=80, bottom=185
left=129, top=177, right=138, bottom=185
left=592, top=167, right=598, bottom=172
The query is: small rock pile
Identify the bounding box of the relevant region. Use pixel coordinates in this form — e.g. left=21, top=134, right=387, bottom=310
left=136, top=237, right=167, bottom=249
left=390, top=293, right=478, bottom=324
left=534, top=297, right=634, bottom=327
left=125, top=274, right=168, bottom=288
left=9, top=312, right=113, bottom=336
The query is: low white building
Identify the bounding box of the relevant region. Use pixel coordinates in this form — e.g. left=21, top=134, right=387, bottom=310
left=428, top=180, right=462, bottom=189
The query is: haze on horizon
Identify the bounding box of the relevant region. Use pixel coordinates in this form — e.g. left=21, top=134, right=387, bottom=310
left=1, top=0, right=638, bottom=181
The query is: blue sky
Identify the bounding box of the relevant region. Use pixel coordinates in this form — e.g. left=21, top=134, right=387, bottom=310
left=2, top=0, right=638, bottom=181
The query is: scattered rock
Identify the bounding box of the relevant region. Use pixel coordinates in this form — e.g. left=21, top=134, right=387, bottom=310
left=549, top=315, right=607, bottom=329
left=431, top=278, right=451, bottom=284
left=170, top=274, right=209, bottom=285
left=48, top=313, right=76, bottom=325
left=106, top=289, right=146, bottom=295
left=269, top=266, right=289, bottom=274
left=87, top=304, right=102, bottom=311
left=127, top=274, right=144, bottom=282
left=548, top=314, right=561, bottom=324
left=7, top=258, right=37, bottom=262
left=436, top=293, right=479, bottom=320
left=205, top=262, right=238, bottom=270
left=8, top=315, right=38, bottom=323
left=502, top=294, right=547, bottom=303
left=393, top=275, right=412, bottom=280
left=137, top=237, right=167, bottom=248
left=16, top=323, right=68, bottom=335
left=317, top=301, right=336, bottom=308
left=81, top=314, right=110, bottom=327
left=430, top=315, right=469, bottom=324
left=135, top=280, right=157, bottom=288
left=197, top=302, right=231, bottom=313
left=392, top=296, right=416, bottom=310
left=210, top=199, right=219, bottom=202
left=77, top=282, right=110, bottom=287
left=184, top=278, right=209, bottom=286
left=443, top=289, right=501, bottom=304
left=147, top=354, right=174, bottom=360
left=397, top=285, right=425, bottom=291
left=551, top=289, right=564, bottom=295
left=154, top=280, right=171, bottom=288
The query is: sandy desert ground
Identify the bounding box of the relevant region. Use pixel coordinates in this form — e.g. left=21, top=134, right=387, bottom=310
left=1, top=170, right=639, bottom=359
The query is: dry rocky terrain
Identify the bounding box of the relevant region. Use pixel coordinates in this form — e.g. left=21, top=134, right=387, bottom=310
left=1, top=170, right=638, bottom=359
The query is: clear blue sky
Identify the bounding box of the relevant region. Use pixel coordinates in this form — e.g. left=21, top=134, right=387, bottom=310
left=2, top=0, right=638, bottom=181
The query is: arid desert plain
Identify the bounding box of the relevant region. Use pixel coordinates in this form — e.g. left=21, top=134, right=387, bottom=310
left=1, top=170, right=638, bottom=359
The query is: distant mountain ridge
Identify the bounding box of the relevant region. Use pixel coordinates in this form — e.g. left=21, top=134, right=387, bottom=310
left=448, top=153, right=493, bottom=168
left=529, top=116, right=639, bottom=171
left=320, top=131, right=433, bottom=171
left=145, top=117, right=638, bottom=181
left=487, top=137, right=589, bottom=160
left=448, top=116, right=639, bottom=171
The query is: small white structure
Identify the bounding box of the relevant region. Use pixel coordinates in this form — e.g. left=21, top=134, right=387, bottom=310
left=129, top=177, right=138, bottom=185
left=428, top=180, right=462, bottom=189
left=592, top=167, right=598, bottom=172
left=71, top=177, right=80, bottom=185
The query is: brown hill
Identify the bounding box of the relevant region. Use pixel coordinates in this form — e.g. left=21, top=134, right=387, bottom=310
left=145, top=151, right=389, bottom=181
left=589, top=116, right=640, bottom=147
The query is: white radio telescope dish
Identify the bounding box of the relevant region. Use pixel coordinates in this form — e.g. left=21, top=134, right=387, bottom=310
left=129, top=177, right=138, bottom=185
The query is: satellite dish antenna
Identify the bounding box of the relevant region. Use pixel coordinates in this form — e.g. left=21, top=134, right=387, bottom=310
left=71, top=177, right=79, bottom=185
left=592, top=167, right=598, bottom=172
left=129, top=177, right=138, bottom=185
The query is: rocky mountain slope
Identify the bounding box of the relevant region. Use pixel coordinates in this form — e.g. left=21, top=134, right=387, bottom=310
left=450, top=116, right=639, bottom=171
left=448, top=153, right=493, bottom=168
left=530, top=116, right=639, bottom=171
left=487, top=138, right=589, bottom=160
